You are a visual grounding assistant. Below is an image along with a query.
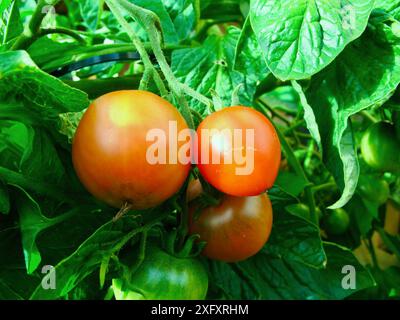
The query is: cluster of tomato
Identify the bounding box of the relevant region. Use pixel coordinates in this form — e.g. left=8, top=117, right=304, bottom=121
left=72, top=90, right=281, bottom=299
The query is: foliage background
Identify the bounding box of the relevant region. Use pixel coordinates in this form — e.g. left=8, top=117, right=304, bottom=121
left=0, top=0, right=399, bottom=300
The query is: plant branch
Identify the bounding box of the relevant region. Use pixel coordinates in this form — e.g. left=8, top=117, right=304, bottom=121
left=12, top=0, right=61, bottom=50
left=38, top=27, right=86, bottom=44
left=257, top=99, right=291, bottom=125
left=312, top=181, right=337, bottom=193
left=111, top=0, right=213, bottom=129
left=105, top=0, right=168, bottom=97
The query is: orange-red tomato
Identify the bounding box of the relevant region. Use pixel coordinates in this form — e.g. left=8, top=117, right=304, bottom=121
left=72, top=90, right=191, bottom=209
left=196, top=106, right=281, bottom=197
left=189, top=192, right=273, bottom=262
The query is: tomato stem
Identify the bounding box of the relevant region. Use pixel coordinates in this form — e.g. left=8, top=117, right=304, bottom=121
left=231, top=84, right=243, bottom=106
left=312, top=182, right=337, bottom=193
left=130, top=230, right=148, bottom=275
left=112, top=209, right=171, bottom=256
left=108, top=0, right=213, bottom=129
left=105, top=0, right=168, bottom=97
left=210, top=89, right=223, bottom=112
left=11, top=0, right=61, bottom=50
left=361, top=110, right=379, bottom=124
left=366, top=238, right=379, bottom=268
left=257, top=99, right=291, bottom=125
left=139, top=68, right=152, bottom=91
left=112, top=202, right=134, bottom=222
left=37, top=27, right=86, bottom=44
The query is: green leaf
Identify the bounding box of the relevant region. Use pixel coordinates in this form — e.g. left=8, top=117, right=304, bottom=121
left=0, top=281, right=24, bottom=300
left=298, top=19, right=400, bottom=209
left=234, top=16, right=269, bottom=83
left=0, top=0, right=12, bottom=14
left=201, top=0, right=243, bottom=21
left=132, top=0, right=180, bottom=44
left=292, top=80, right=321, bottom=149
left=0, top=226, right=41, bottom=299
left=78, top=0, right=104, bottom=31
left=0, top=0, right=23, bottom=44
left=250, top=0, right=375, bottom=80
left=0, top=51, right=89, bottom=127
left=0, top=165, right=83, bottom=204
left=58, top=110, right=85, bottom=143
left=20, top=127, right=66, bottom=186
left=172, top=27, right=257, bottom=115
left=260, top=85, right=301, bottom=114
left=0, top=120, right=30, bottom=173
left=377, top=228, right=400, bottom=261
left=275, top=171, right=308, bottom=198
left=374, top=0, right=400, bottom=19
left=162, top=0, right=197, bottom=41
left=268, top=209, right=326, bottom=268
left=208, top=242, right=374, bottom=299
left=0, top=180, right=10, bottom=214
left=346, top=194, right=379, bottom=236
left=13, top=186, right=77, bottom=274
left=30, top=217, right=141, bottom=299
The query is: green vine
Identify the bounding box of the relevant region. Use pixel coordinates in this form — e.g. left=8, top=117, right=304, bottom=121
left=106, top=0, right=212, bottom=129
left=12, top=0, right=61, bottom=50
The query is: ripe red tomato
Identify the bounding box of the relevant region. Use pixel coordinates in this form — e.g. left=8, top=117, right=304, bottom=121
left=72, top=90, right=191, bottom=210
left=189, top=192, right=273, bottom=262
left=196, top=106, right=281, bottom=197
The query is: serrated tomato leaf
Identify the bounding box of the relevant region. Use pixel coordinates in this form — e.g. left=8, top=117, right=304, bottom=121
left=250, top=0, right=375, bottom=80
left=0, top=51, right=89, bottom=127
left=297, top=18, right=400, bottom=208
left=208, top=242, right=374, bottom=299
left=30, top=217, right=142, bottom=299
left=172, top=27, right=258, bottom=115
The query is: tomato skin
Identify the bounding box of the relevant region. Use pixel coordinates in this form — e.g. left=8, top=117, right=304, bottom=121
left=360, top=122, right=400, bottom=173
left=357, top=175, right=390, bottom=206
left=189, top=193, right=273, bottom=262
left=72, top=90, right=191, bottom=209
left=112, top=244, right=208, bottom=300
left=324, top=209, right=350, bottom=235
left=196, top=106, right=281, bottom=197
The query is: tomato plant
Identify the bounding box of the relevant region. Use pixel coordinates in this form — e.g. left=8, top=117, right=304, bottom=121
left=1, top=0, right=400, bottom=304
left=189, top=192, right=273, bottom=262
left=72, top=90, right=190, bottom=210
left=196, top=106, right=281, bottom=197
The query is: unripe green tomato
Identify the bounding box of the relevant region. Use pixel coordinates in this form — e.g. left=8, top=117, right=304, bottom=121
left=112, top=244, right=208, bottom=300
left=360, top=122, right=400, bottom=173
left=357, top=175, right=390, bottom=205
left=286, top=203, right=322, bottom=220
left=324, top=208, right=350, bottom=235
